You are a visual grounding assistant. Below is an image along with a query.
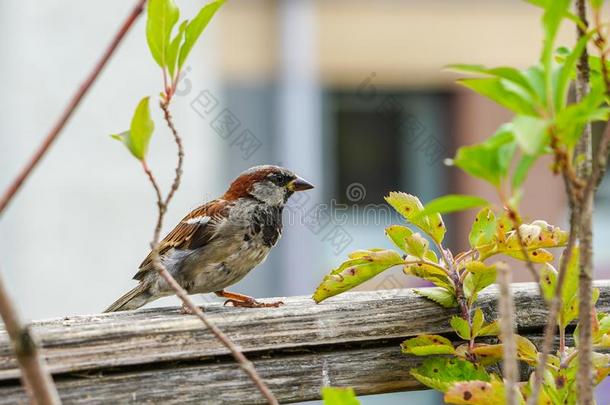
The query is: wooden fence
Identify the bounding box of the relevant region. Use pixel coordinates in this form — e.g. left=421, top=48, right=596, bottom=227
left=0, top=281, right=609, bottom=404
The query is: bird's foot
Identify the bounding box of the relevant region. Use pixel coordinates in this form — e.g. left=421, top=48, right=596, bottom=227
left=178, top=303, right=202, bottom=314
left=223, top=298, right=284, bottom=308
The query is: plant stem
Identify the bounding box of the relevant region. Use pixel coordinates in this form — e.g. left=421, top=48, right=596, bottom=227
left=0, top=0, right=146, bottom=217
left=497, top=263, right=518, bottom=405
left=575, top=1, right=594, bottom=403
left=0, top=270, right=60, bottom=404
left=159, top=101, right=183, bottom=208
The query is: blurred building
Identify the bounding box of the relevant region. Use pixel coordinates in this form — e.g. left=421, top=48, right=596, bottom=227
left=2, top=1, right=610, bottom=403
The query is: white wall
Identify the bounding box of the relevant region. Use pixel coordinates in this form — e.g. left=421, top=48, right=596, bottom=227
left=0, top=0, right=224, bottom=319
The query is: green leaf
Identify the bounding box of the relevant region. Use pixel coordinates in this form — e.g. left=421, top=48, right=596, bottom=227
left=453, top=124, right=516, bottom=187
left=410, top=357, right=490, bottom=393
left=385, top=192, right=446, bottom=243
left=146, top=0, right=180, bottom=68
left=167, top=20, right=187, bottom=78
left=322, top=387, right=360, bottom=405
left=457, top=77, right=538, bottom=115
left=541, top=0, right=571, bottom=108
left=512, top=154, right=537, bottom=190
left=450, top=316, right=471, bottom=340
left=415, top=195, right=489, bottom=219
left=555, top=31, right=596, bottom=110
left=313, top=249, right=404, bottom=303
left=178, top=0, right=225, bottom=69
left=556, top=86, right=610, bottom=148
left=111, top=97, right=155, bottom=160
left=464, top=264, right=497, bottom=304
left=447, top=64, right=540, bottom=103
left=469, top=208, right=497, bottom=249
left=401, top=335, right=455, bottom=356
left=385, top=225, right=412, bottom=252
left=414, top=287, right=458, bottom=308
left=512, top=115, right=549, bottom=155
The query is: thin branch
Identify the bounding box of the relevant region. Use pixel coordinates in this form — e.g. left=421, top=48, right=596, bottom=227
left=0, top=269, right=60, bottom=404
left=159, top=101, right=184, bottom=209
left=497, top=263, right=518, bottom=405
left=575, top=1, right=595, bottom=403
left=0, top=0, right=147, bottom=217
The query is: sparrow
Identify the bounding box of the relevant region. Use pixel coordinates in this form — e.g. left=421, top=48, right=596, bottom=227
left=104, top=165, right=314, bottom=312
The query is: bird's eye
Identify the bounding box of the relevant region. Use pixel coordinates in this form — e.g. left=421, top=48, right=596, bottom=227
left=267, top=173, right=290, bottom=186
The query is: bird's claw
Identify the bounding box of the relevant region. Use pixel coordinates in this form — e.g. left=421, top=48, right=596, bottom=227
left=223, top=299, right=284, bottom=308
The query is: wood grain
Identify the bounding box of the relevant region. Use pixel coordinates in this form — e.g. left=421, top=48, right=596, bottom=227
left=0, top=281, right=607, bottom=403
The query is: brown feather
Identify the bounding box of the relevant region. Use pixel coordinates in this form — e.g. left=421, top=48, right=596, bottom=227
left=134, top=199, right=232, bottom=280
left=222, top=166, right=280, bottom=200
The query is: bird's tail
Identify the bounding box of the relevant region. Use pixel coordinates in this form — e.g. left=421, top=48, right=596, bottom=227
left=104, top=283, right=152, bottom=313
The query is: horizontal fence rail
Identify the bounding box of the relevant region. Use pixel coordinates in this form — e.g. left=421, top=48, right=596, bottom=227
left=0, top=281, right=609, bottom=404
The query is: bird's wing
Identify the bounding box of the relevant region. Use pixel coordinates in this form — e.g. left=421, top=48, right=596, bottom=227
left=133, top=199, right=232, bottom=280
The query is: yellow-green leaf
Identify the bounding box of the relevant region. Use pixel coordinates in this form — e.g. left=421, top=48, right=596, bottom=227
left=451, top=316, right=471, bottom=340
left=471, top=308, right=484, bottom=338
left=111, top=97, right=155, bottom=160
left=385, top=192, right=446, bottom=243
left=471, top=344, right=504, bottom=366
left=405, top=232, right=429, bottom=258
left=464, top=264, right=497, bottom=304
left=539, top=263, right=557, bottom=304
left=401, top=335, right=456, bottom=356
left=322, top=387, right=360, bottom=405
left=469, top=208, right=497, bottom=250
left=405, top=262, right=453, bottom=291
left=385, top=225, right=412, bottom=252
left=478, top=320, right=501, bottom=337
left=414, top=287, right=458, bottom=308
left=411, top=357, right=490, bottom=393
left=313, top=250, right=403, bottom=303
left=516, top=335, right=538, bottom=365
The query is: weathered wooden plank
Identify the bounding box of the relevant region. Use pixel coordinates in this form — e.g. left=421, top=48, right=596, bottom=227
left=0, top=281, right=608, bottom=381
left=0, top=345, right=418, bottom=404
left=0, top=333, right=582, bottom=404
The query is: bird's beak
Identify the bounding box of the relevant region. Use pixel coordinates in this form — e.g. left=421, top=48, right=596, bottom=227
left=287, top=176, right=314, bottom=192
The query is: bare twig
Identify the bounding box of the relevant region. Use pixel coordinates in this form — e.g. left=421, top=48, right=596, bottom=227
left=0, top=270, right=60, bottom=404
left=0, top=0, right=147, bottom=217
left=159, top=101, right=184, bottom=208
left=575, top=1, right=594, bottom=402
left=497, top=263, right=517, bottom=405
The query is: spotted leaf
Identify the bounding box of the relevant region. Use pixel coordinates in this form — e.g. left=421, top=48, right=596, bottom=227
left=401, top=335, right=456, bottom=356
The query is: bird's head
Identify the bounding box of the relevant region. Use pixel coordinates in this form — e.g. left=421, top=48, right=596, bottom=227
left=223, top=165, right=314, bottom=206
